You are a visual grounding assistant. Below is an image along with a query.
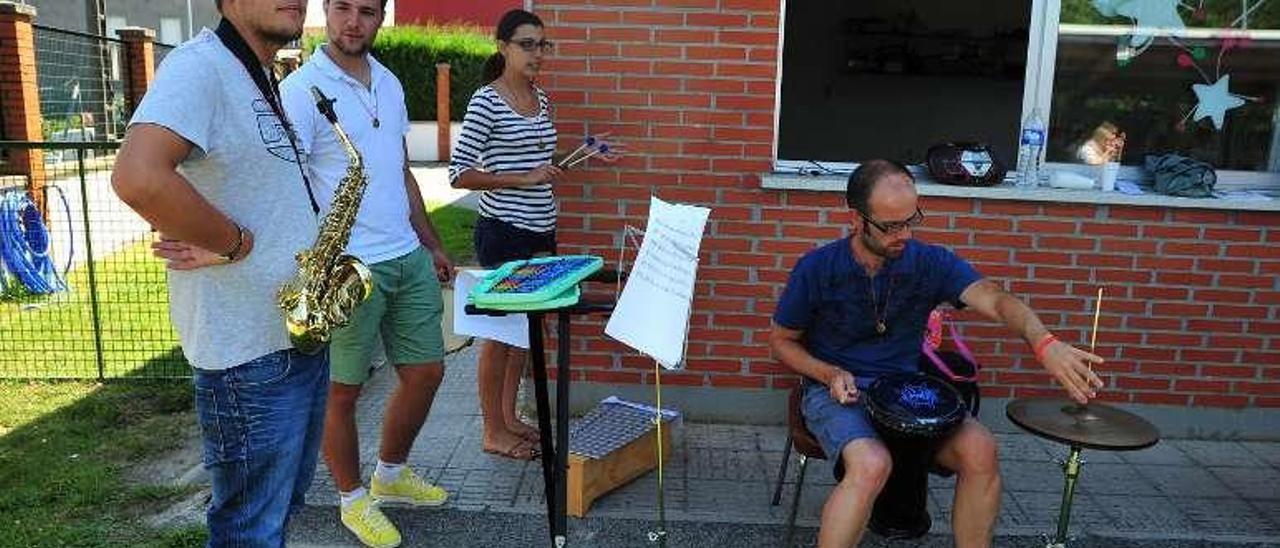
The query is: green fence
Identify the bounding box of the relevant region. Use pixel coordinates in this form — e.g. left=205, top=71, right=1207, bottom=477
left=0, top=141, right=186, bottom=380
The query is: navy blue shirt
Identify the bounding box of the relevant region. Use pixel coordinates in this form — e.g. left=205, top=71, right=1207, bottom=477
left=773, top=238, right=982, bottom=388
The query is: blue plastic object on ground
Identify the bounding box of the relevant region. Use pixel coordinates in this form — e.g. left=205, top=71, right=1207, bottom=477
left=0, top=189, right=70, bottom=295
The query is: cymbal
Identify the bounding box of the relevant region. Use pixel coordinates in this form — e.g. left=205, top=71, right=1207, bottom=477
left=1006, top=398, right=1159, bottom=451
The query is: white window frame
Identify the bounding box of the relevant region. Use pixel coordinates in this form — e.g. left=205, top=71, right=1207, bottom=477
left=772, top=0, right=1280, bottom=191
left=159, top=17, right=183, bottom=47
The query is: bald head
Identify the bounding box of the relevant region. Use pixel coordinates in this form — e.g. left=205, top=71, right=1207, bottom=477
left=845, top=159, right=915, bottom=215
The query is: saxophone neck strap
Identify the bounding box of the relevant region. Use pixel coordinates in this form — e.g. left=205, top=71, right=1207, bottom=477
left=215, top=18, right=320, bottom=214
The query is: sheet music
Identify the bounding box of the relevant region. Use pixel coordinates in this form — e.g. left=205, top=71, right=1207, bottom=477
left=453, top=269, right=529, bottom=349
left=605, top=196, right=710, bottom=369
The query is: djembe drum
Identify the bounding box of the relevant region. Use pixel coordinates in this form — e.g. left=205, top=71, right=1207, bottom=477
left=864, top=372, right=968, bottom=538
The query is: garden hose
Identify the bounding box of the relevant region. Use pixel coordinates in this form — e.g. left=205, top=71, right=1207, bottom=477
left=0, top=189, right=72, bottom=295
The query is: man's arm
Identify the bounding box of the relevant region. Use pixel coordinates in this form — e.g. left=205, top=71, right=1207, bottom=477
left=769, top=324, right=859, bottom=405
left=402, top=141, right=452, bottom=283
left=959, top=279, right=1103, bottom=403
left=112, top=124, right=252, bottom=267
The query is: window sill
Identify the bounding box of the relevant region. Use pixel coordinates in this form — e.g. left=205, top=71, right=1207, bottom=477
left=760, top=173, right=1280, bottom=212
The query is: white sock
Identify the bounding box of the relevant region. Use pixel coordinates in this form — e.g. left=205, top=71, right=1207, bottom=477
left=339, top=486, right=367, bottom=508
left=375, top=460, right=405, bottom=482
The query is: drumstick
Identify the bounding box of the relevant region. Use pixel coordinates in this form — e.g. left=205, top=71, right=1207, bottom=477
left=557, top=136, right=596, bottom=167
left=566, top=143, right=609, bottom=169
left=1088, top=287, right=1104, bottom=373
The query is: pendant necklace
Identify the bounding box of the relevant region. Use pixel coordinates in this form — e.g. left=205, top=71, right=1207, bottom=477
left=343, top=78, right=379, bottom=128
left=867, top=271, right=894, bottom=335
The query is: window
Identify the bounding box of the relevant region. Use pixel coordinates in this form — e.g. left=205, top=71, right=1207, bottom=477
left=160, top=17, right=183, bottom=46
left=775, top=0, right=1280, bottom=191
left=776, top=0, right=1032, bottom=172
left=1046, top=0, right=1280, bottom=187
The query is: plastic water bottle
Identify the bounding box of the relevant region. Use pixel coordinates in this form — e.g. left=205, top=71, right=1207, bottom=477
left=1015, top=108, right=1045, bottom=188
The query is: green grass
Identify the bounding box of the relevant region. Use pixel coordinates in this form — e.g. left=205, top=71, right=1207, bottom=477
left=427, top=201, right=478, bottom=266
left=0, top=238, right=181, bottom=379
left=0, top=361, right=207, bottom=547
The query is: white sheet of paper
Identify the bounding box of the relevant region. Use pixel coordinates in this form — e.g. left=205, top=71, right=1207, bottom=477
left=605, top=196, right=710, bottom=369
left=453, top=269, right=529, bottom=349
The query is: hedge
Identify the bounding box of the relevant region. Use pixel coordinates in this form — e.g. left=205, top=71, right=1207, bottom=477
left=303, top=25, right=494, bottom=122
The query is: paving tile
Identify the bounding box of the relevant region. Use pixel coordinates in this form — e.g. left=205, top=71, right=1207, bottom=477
left=1168, top=496, right=1280, bottom=536
left=1169, top=439, right=1267, bottom=468
left=1006, top=490, right=1112, bottom=534
left=1138, top=464, right=1234, bottom=498
left=1240, top=441, right=1280, bottom=470
left=993, top=432, right=1055, bottom=462
left=1000, top=460, right=1070, bottom=493
left=1207, top=466, right=1280, bottom=500
left=685, top=447, right=774, bottom=481
left=1089, top=494, right=1193, bottom=535
left=1118, top=441, right=1194, bottom=466
left=1076, top=462, right=1161, bottom=496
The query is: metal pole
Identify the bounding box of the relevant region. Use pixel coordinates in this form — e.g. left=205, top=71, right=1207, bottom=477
left=186, top=0, right=194, bottom=40
left=1048, top=446, right=1084, bottom=548
left=76, top=148, right=106, bottom=381
left=528, top=312, right=558, bottom=547
left=554, top=311, right=571, bottom=547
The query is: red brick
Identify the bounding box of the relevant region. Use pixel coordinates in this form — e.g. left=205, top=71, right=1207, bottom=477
left=1182, top=349, right=1241, bottom=364
left=1205, top=227, right=1263, bottom=242
left=585, top=370, right=642, bottom=384
left=1111, top=208, right=1166, bottom=222
left=622, top=12, right=684, bottom=25
left=591, top=27, right=653, bottom=42
left=1172, top=209, right=1231, bottom=224
left=1146, top=332, right=1205, bottom=346
left=1122, top=346, right=1178, bottom=360
left=1155, top=272, right=1213, bottom=286
left=1117, top=376, right=1170, bottom=390
left=1018, top=219, right=1076, bottom=234
left=1082, top=222, right=1138, bottom=238
left=1134, top=392, right=1189, bottom=405
left=710, top=375, right=768, bottom=388
left=1212, top=304, right=1269, bottom=319
left=1201, top=365, right=1258, bottom=378
left=1226, top=244, right=1280, bottom=260
left=1197, top=258, right=1257, bottom=273
left=1100, top=239, right=1157, bottom=254
left=1143, top=225, right=1199, bottom=239
left=1236, top=381, right=1280, bottom=395
left=1160, top=242, right=1221, bottom=256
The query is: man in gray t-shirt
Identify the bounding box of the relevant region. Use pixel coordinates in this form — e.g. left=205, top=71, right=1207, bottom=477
left=111, top=1, right=326, bottom=544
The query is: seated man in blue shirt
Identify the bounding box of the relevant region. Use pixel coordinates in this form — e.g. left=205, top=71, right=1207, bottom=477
left=769, top=160, right=1104, bottom=548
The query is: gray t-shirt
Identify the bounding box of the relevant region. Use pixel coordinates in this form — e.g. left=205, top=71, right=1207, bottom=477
left=129, top=29, right=318, bottom=370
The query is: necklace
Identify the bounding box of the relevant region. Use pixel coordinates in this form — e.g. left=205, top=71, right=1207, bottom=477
left=867, top=272, right=894, bottom=335
left=343, top=79, right=379, bottom=128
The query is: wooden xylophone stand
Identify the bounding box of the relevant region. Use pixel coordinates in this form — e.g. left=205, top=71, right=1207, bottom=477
left=466, top=270, right=619, bottom=548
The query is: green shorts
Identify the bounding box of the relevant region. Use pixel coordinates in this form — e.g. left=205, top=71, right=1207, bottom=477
left=329, top=246, right=445, bottom=385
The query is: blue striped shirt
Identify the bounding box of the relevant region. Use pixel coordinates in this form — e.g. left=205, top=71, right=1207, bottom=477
left=448, top=85, right=558, bottom=233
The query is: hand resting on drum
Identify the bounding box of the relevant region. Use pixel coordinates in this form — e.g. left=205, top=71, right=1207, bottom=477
left=827, top=369, right=859, bottom=405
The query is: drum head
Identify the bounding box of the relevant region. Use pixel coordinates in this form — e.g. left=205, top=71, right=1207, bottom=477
left=866, top=373, right=967, bottom=438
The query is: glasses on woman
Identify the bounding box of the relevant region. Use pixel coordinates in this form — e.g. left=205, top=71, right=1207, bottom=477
left=510, top=38, right=554, bottom=53
left=860, top=207, right=925, bottom=235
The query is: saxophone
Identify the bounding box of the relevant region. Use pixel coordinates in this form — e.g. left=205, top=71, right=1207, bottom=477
left=277, top=86, right=373, bottom=355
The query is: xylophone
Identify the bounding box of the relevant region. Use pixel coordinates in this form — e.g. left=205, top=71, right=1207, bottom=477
left=468, top=255, right=604, bottom=311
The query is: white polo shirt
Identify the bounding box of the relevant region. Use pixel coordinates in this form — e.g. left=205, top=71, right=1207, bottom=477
left=280, top=45, right=418, bottom=264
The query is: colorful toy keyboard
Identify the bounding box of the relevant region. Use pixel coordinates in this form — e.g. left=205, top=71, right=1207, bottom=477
left=469, top=255, right=604, bottom=311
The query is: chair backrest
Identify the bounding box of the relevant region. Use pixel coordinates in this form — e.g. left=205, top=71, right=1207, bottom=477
left=788, top=384, right=826, bottom=459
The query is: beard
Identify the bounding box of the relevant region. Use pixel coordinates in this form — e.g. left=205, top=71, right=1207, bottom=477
left=331, top=35, right=373, bottom=57
left=259, top=22, right=303, bottom=46
left=860, top=230, right=904, bottom=260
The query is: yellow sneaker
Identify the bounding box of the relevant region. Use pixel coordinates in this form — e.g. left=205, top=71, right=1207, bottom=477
left=371, top=468, right=449, bottom=507
left=340, top=494, right=402, bottom=548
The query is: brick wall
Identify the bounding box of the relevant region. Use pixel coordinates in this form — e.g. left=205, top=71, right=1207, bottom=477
left=534, top=0, right=1280, bottom=409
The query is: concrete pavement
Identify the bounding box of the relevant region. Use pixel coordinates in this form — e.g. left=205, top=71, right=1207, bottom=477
left=287, top=345, right=1280, bottom=547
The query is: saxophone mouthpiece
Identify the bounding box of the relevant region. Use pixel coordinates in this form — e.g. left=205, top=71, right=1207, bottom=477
left=311, top=86, right=339, bottom=124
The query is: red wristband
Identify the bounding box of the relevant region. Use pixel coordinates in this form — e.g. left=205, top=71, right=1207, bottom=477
left=1033, top=334, right=1058, bottom=361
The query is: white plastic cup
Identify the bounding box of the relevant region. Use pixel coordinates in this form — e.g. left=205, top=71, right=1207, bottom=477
left=1099, top=162, right=1119, bottom=192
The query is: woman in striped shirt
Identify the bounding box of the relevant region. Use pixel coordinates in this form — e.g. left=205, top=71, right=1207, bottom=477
left=449, top=9, right=562, bottom=461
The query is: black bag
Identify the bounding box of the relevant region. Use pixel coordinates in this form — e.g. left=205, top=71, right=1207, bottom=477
left=1144, top=154, right=1216, bottom=198
left=925, top=142, right=1006, bottom=187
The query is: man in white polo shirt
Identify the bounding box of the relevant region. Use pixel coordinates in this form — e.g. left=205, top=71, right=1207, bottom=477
left=280, top=0, right=453, bottom=545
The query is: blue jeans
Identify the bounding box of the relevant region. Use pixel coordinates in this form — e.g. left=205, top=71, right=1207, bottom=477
left=193, top=348, right=328, bottom=547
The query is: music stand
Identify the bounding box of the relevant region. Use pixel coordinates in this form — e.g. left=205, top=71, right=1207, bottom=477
left=1006, top=398, right=1159, bottom=548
